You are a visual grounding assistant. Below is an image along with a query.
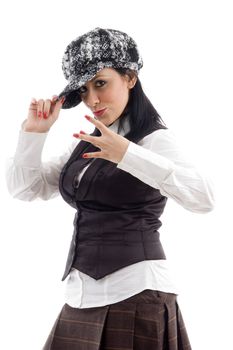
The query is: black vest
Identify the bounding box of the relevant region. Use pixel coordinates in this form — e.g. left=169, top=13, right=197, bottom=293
left=59, top=127, right=167, bottom=281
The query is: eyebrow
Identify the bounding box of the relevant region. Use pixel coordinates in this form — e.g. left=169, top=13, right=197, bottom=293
left=90, top=74, right=108, bottom=82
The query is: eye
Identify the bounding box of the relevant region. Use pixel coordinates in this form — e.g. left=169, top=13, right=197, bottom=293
left=95, top=80, right=106, bottom=87
left=77, top=85, right=87, bottom=95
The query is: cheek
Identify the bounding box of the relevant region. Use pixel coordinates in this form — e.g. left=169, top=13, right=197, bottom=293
left=108, top=87, right=129, bottom=107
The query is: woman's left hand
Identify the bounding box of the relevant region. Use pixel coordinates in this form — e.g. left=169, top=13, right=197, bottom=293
left=73, top=115, right=130, bottom=164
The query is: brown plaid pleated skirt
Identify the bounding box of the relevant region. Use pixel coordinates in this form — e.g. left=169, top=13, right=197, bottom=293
left=42, top=289, right=192, bottom=350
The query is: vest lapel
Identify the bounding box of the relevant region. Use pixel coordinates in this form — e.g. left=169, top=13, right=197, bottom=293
left=59, top=128, right=101, bottom=206
left=75, top=158, right=109, bottom=201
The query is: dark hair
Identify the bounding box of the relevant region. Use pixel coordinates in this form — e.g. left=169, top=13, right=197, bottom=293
left=115, top=68, right=167, bottom=143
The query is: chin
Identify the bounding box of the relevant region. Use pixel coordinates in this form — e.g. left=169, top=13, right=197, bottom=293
left=96, top=112, right=119, bottom=126
left=96, top=117, right=112, bottom=126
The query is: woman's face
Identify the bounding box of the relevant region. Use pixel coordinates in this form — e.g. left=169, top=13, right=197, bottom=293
left=77, top=68, right=136, bottom=126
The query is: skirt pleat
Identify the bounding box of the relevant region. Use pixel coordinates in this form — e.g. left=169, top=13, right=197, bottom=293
left=42, top=289, right=192, bottom=350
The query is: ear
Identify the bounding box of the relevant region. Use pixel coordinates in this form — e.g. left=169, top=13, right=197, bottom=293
left=122, top=70, right=138, bottom=89
left=127, top=75, right=137, bottom=89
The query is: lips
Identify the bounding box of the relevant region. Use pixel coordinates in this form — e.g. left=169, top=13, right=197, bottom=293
left=93, top=108, right=107, bottom=117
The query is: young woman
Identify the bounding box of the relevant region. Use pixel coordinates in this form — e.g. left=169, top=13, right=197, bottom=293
left=6, top=27, right=214, bottom=350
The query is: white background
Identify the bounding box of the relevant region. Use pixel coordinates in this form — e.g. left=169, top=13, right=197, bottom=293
left=0, top=0, right=232, bottom=349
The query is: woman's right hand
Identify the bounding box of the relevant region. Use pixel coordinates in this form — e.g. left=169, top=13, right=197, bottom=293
left=22, top=95, right=66, bottom=133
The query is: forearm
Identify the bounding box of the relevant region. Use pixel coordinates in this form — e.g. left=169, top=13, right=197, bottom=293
left=117, top=132, right=215, bottom=213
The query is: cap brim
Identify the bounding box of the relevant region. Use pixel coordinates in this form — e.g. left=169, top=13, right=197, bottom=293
left=58, top=88, right=82, bottom=109
left=58, top=64, right=109, bottom=109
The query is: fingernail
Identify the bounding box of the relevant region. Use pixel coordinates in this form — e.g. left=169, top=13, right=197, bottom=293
left=52, top=96, right=58, bottom=103
left=79, top=130, right=86, bottom=134
left=85, top=115, right=91, bottom=120
left=73, top=133, right=79, bottom=138
left=38, top=111, right=42, bottom=118
left=82, top=153, right=88, bottom=158
left=43, top=112, right=47, bottom=119
left=60, top=96, right=66, bottom=104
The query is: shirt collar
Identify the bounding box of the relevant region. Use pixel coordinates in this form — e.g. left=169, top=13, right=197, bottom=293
left=108, top=115, right=130, bottom=136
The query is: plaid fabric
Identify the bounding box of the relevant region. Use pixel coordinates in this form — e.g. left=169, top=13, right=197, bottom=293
left=42, top=289, right=192, bottom=350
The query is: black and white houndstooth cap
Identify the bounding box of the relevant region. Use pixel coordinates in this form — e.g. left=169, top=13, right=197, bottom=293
left=58, top=27, right=143, bottom=109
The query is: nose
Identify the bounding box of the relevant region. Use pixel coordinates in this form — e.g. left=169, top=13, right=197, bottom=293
left=85, top=88, right=100, bottom=109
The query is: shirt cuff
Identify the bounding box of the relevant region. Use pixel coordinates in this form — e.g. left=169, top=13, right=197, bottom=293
left=14, top=130, right=48, bottom=168
left=117, top=141, right=175, bottom=188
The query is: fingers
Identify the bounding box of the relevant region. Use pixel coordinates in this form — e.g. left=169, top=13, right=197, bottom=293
left=82, top=151, right=102, bottom=159
left=73, top=132, right=102, bottom=159
left=37, top=98, right=52, bottom=119
left=84, top=115, right=108, bottom=134
left=29, top=97, right=37, bottom=109
left=73, top=132, right=100, bottom=148
left=51, top=96, right=65, bottom=117
left=37, top=99, right=44, bottom=118
left=73, top=114, right=110, bottom=146
left=31, top=97, right=37, bottom=104
left=30, top=96, right=65, bottom=119
left=43, top=99, right=52, bottom=119
left=28, top=97, right=37, bottom=117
